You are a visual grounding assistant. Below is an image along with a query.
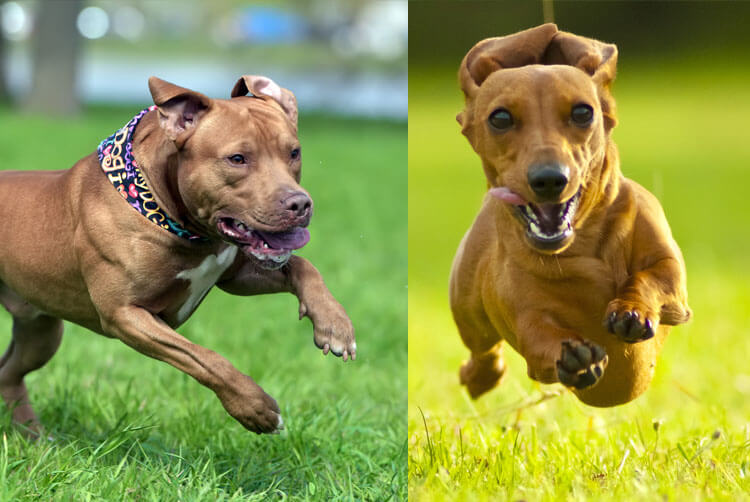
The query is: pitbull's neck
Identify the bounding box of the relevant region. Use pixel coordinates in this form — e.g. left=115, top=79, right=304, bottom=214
left=131, top=111, right=193, bottom=231
left=97, top=107, right=208, bottom=242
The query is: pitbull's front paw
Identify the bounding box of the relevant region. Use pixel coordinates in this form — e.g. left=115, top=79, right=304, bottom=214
left=556, top=339, right=608, bottom=390
left=218, top=376, right=284, bottom=434
left=302, top=300, right=356, bottom=361
left=605, top=299, right=658, bottom=343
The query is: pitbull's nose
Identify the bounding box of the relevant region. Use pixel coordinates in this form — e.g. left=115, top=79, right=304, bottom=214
left=527, top=163, right=569, bottom=201
left=282, top=192, right=312, bottom=220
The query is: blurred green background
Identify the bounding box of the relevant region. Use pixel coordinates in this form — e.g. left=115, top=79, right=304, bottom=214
left=0, top=1, right=407, bottom=500
left=0, top=0, right=406, bottom=116
left=409, top=1, right=750, bottom=500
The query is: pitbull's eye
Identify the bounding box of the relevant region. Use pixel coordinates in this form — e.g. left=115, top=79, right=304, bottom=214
left=571, top=104, right=594, bottom=127
left=488, top=108, right=514, bottom=131
left=228, top=154, right=246, bottom=164
left=290, top=147, right=301, bottom=160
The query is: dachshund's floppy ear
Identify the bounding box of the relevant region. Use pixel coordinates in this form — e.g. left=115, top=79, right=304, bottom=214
left=458, top=23, right=559, bottom=99
left=232, top=75, right=298, bottom=128
left=148, top=76, right=211, bottom=146
left=546, top=31, right=618, bottom=88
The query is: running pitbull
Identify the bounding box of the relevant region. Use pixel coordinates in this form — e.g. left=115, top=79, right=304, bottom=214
left=452, top=24, right=690, bottom=406
left=0, top=75, right=355, bottom=435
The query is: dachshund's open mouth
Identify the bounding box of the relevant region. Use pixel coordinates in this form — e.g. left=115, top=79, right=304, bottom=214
left=490, top=186, right=581, bottom=252
left=217, top=217, right=310, bottom=269
left=515, top=188, right=581, bottom=249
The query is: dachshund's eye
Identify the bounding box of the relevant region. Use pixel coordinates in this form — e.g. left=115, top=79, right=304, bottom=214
left=488, top=108, right=514, bottom=131
left=290, top=147, right=301, bottom=160
left=228, top=154, right=246, bottom=164
left=571, top=104, right=594, bottom=127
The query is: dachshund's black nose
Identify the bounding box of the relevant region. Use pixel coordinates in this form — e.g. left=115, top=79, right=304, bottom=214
left=527, top=163, right=569, bottom=201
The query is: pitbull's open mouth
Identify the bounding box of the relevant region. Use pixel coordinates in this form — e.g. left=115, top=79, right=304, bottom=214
left=491, top=186, right=581, bottom=251
left=217, top=217, right=310, bottom=269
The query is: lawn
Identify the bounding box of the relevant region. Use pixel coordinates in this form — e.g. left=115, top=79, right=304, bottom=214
left=408, top=60, right=750, bottom=501
left=0, top=107, right=407, bottom=500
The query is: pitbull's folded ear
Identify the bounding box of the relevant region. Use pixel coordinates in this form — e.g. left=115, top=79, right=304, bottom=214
left=231, top=75, right=298, bottom=128
left=148, top=76, right=211, bottom=146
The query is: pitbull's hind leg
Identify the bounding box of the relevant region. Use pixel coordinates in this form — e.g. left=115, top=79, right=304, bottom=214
left=0, top=285, right=63, bottom=436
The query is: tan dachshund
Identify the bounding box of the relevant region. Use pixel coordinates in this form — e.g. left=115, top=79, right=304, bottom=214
left=451, top=24, right=691, bottom=406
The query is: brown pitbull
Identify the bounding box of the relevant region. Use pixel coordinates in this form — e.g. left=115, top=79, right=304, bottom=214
left=452, top=24, right=691, bottom=407
left=0, top=75, right=355, bottom=435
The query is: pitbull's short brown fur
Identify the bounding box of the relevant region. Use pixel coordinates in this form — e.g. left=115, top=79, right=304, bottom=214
left=451, top=24, right=690, bottom=406
left=0, top=75, right=355, bottom=435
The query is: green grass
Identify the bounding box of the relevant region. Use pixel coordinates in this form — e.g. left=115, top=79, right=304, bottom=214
left=0, top=107, right=406, bottom=500
left=408, top=61, right=750, bottom=501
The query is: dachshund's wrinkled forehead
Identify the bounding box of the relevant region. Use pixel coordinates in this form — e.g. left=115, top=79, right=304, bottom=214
left=479, top=64, right=598, bottom=98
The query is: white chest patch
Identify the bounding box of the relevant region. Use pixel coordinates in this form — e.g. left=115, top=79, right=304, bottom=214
left=175, top=246, right=238, bottom=323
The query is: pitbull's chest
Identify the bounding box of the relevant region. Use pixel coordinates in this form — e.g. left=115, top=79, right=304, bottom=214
left=160, top=246, right=238, bottom=326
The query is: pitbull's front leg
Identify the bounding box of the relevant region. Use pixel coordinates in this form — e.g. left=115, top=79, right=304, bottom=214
left=218, top=255, right=356, bottom=360
left=102, top=305, right=283, bottom=434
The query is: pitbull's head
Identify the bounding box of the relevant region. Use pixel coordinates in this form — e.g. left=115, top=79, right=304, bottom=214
left=148, top=75, right=310, bottom=269
left=457, top=24, right=619, bottom=254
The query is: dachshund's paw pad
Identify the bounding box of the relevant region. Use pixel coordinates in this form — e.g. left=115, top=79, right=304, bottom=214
left=556, top=339, right=608, bottom=390
left=605, top=301, right=658, bottom=343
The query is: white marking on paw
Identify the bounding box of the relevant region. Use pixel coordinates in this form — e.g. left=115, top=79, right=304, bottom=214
left=175, top=246, right=238, bottom=323
left=270, top=414, right=284, bottom=435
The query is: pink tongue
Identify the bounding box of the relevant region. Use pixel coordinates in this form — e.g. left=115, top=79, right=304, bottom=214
left=255, top=227, right=310, bottom=250
left=489, top=187, right=527, bottom=205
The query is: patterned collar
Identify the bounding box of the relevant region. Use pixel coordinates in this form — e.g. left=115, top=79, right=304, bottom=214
left=97, top=106, right=208, bottom=242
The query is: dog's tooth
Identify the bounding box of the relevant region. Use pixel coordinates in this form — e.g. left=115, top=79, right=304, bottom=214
left=524, top=205, right=539, bottom=224
left=263, top=242, right=269, bottom=249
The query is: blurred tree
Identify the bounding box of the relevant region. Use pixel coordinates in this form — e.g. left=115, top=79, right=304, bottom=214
left=24, top=0, right=81, bottom=115
left=0, top=7, right=8, bottom=102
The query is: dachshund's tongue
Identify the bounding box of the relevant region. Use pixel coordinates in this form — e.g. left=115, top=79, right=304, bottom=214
left=255, top=227, right=310, bottom=250
left=489, top=187, right=527, bottom=205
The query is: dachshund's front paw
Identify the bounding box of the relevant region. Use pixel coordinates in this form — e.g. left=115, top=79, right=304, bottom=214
left=605, top=299, right=658, bottom=343
left=556, top=339, right=608, bottom=390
